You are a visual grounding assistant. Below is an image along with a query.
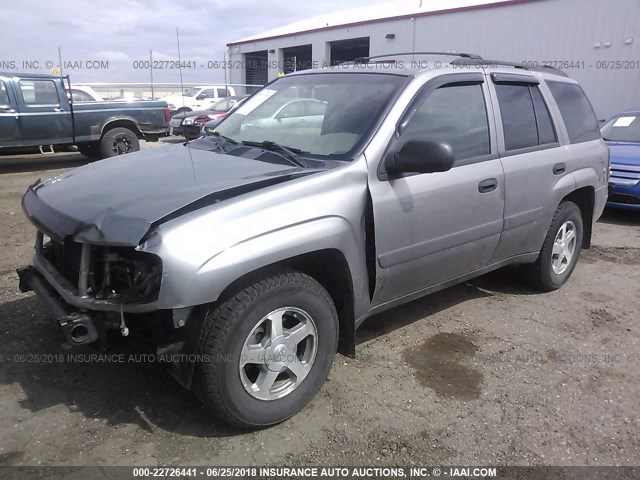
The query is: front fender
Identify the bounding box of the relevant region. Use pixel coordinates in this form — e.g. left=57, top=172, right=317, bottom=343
left=151, top=216, right=368, bottom=314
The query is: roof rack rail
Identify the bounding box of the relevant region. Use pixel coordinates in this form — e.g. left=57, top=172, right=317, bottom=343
left=352, top=51, right=483, bottom=64
left=450, top=58, right=569, bottom=77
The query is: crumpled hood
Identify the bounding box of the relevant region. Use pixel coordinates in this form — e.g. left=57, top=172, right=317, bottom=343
left=22, top=144, right=315, bottom=246
left=607, top=142, right=640, bottom=167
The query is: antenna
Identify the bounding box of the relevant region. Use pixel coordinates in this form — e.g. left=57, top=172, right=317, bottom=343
left=149, top=49, right=154, bottom=99
left=176, top=27, right=185, bottom=112
left=58, top=46, right=64, bottom=79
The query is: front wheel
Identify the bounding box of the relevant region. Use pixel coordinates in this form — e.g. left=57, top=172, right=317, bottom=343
left=523, top=201, right=583, bottom=291
left=99, top=127, right=140, bottom=158
left=193, top=270, right=338, bottom=429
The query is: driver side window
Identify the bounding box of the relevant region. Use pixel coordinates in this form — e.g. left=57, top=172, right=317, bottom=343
left=402, top=83, right=490, bottom=162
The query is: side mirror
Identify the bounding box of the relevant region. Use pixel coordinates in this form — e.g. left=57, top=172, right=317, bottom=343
left=196, top=95, right=206, bottom=100
left=385, top=139, right=454, bottom=175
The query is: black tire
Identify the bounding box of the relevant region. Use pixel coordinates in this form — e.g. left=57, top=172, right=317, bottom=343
left=175, top=107, right=192, bottom=115
left=193, top=270, right=338, bottom=429
left=77, top=142, right=103, bottom=160
left=523, top=201, right=583, bottom=291
left=99, top=127, right=140, bottom=158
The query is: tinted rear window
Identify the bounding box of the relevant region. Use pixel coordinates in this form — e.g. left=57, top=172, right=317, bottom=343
left=530, top=86, right=557, bottom=145
left=547, top=81, right=600, bottom=143
left=495, top=84, right=538, bottom=150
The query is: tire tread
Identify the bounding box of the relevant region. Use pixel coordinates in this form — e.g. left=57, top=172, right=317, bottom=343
left=193, top=270, right=336, bottom=429
left=524, top=201, right=582, bottom=291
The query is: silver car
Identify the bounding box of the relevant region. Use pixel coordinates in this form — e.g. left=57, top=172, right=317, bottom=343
left=17, top=53, right=609, bottom=429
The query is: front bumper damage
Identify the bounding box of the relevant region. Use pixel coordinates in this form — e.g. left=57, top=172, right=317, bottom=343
left=18, top=231, right=204, bottom=388
left=18, top=265, right=99, bottom=345
left=17, top=231, right=161, bottom=346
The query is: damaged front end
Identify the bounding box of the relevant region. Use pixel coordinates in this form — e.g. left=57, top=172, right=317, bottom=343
left=18, top=231, right=163, bottom=346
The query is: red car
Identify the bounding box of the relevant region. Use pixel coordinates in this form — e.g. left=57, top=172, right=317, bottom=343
left=171, top=96, right=247, bottom=140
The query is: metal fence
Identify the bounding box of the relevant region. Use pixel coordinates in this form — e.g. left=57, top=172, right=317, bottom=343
left=76, top=83, right=264, bottom=100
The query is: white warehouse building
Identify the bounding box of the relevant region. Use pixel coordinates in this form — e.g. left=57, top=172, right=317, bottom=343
left=226, top=0, right=640, bottom=120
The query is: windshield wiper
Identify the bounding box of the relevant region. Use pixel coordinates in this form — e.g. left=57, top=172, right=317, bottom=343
left=209, top=131, right=238, bottom=145
left=242, top=140, right=306, bottom=167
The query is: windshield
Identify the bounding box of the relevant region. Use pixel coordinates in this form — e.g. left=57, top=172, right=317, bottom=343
left=183, top=87, right=201, bottom=97
left=214, top=73, right=406, bottom=159
left=601, top=115, right=640, bottom=143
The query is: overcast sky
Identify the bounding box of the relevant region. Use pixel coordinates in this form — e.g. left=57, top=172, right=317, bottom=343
left=0, top=0, right=388, bottom=84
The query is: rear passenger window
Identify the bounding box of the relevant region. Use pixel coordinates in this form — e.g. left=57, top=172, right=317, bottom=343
left=547, top=81, right=600, bottom=143
left=530, top=87, right=557, bottom=145
left=495, top=84, right=538, bottom=150
left=496, top=83, right=558, bottom=150
left=402, top=83, right=490, bottom=161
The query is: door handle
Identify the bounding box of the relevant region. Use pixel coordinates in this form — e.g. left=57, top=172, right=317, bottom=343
left=478, top=178, right=498, bottom=193
left=1, top=107, right=16, bottom=113
left=553, top=163, right=566, bottom=175
left=53, top=107, right=65, bottom=112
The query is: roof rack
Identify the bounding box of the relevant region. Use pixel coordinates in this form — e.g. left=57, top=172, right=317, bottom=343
left=450, top=58, right=568, bottom=77
left=352, top=51, right=482, bottom=64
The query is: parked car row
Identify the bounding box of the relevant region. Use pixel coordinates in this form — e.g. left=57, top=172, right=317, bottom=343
left=170, top=95, right=248, bottom=140
left=0, top=72, right=170, bottom=159
left=163, top=85, right=237, bottom=115
left=601, top=111, right=640, bottom=210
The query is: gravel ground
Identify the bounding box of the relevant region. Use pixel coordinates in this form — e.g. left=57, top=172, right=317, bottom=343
left=0, top=140, right=639, bottom=467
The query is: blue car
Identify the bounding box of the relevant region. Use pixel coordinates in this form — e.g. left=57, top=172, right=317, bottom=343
left=602, top=111, right=640, bottom=210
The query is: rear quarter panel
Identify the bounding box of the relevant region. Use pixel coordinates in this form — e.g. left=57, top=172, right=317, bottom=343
left=536, top=77, right=609, bottom=249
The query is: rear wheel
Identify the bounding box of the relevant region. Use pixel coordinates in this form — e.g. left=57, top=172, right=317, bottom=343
left=99, top=127, right=140, bottom=158
left=523, top=201, right=583, bottom=291
left=193, top=270, right=338, bottom=429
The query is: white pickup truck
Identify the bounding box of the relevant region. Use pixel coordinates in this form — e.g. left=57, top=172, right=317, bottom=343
left=162, top=85, right=236, bottom=115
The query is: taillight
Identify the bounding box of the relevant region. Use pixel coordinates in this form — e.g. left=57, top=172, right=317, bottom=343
left=164, top=107, right=170, bottom=122
left=194, top=115, right=215, bottom=126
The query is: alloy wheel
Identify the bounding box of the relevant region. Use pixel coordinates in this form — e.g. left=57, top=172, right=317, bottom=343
left=239, top=307, right=318, bottom=401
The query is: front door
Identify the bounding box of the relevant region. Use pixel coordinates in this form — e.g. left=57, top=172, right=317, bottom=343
left=369, top=75, right=505, bottom=307
left=0, top=77, right=21, bottom=147
left=16, top=77, right=73, bottom=146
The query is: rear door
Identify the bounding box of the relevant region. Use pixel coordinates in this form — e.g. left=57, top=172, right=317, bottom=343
left=487, top=73, right=566, bottom=260
left=16, top=77, right=73, bottom=146
left=368, top=73, right=505, bottom=306
left=0, top=77, right=21, bottom=147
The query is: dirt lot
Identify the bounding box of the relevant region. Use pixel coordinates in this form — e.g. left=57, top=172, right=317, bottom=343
left=0, top=141, right=639, bottom=467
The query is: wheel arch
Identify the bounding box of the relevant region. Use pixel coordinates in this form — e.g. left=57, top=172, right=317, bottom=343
left=214, top=249, right=356, bottom=358
left=172, top=248, right=356, bottom=391
left=100, top=118, right=142, bottom=138
left=561, top=186, right=595, bottom=249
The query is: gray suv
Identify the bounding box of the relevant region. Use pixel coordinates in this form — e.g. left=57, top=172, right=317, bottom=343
left=17, top=53, right=609, bottom=429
